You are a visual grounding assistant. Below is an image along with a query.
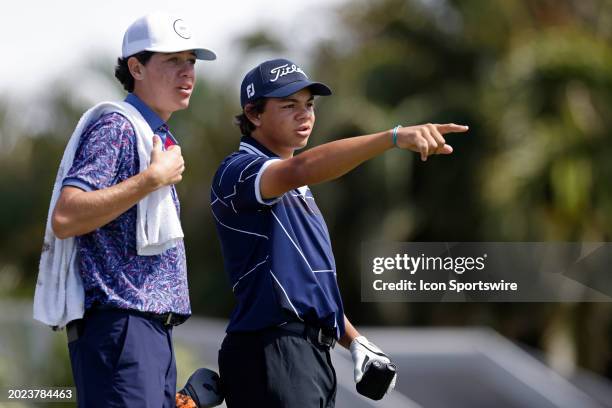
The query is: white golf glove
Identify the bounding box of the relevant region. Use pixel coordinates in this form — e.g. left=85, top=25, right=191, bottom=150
left=349, top=336, right=396, bottom=392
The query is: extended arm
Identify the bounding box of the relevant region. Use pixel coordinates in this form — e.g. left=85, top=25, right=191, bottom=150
left=260, top=123, right=468, bottom=199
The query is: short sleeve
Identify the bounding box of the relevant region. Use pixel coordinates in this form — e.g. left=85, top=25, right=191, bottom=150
left=213, top=153, right=282, bottom=211
left=63, top=113, right=135, bottom=191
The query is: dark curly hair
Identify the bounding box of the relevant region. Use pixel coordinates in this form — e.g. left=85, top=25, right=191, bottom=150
left=234, top=98, right=269, bottom=136
left=114, top=51, right=154, bottom=92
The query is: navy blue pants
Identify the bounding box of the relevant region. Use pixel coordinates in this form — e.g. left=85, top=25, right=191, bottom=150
left=68, top=309, right=176, bottom=408
left=219, top=327, right=337, bottom=408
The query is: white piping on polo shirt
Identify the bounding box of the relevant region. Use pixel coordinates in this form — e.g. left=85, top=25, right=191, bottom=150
left=237, top=142, right=283, bottom=206
left=232, top=256, right=269, bottom=292
left=254, top=159, right=282, bottom=206
left=243, top=172, right=258, bottom=181
left=291, top=193, right=315, bottom=200
left=270, top=210, right=335, bottom=274
left=238, top=157, right=260, bottom=182
left=224, top=185, right=237, bottom=199
left=210, top=207, right=269, bottom=239
left=239, top=142, right=267, bottom=157
left=270, top=269, right=304, bottom=321
left=293, top=186, right=317, bottom=213
left=239, top=140, right=314, bottom=206
left=218, top=154, right=244, bottom=186
left=211, top=188, right=229, bottom=207
left=240, top=145, right=259, bottom=156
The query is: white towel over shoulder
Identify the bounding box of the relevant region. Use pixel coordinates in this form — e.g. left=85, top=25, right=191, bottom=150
left=33, top=101, right=184, bottom=328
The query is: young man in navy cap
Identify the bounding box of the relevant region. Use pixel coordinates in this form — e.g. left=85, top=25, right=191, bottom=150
left=35, top=12, right=215, bottom=407
left=211, top=58, right=468, bottom=407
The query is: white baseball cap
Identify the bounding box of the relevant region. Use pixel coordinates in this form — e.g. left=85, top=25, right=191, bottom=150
left=122, top=12, right=216, bottom=60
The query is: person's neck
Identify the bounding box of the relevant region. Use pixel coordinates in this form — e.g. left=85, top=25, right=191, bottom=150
left=132, top=89, right=171, bottom=122
left=250, top=132, right=293, bottom=159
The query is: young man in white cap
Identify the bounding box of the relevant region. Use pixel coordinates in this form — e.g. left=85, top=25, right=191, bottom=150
left=35, top=12, right=215, bottom=407
left=211, top=58, right=468, bottom=407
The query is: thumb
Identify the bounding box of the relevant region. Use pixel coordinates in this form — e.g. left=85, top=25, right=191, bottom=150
left=151, top=135, right=162, bottom=159
left=354, top=353, right=367, bottom=383
left=436, top=144, right=454, bottom=155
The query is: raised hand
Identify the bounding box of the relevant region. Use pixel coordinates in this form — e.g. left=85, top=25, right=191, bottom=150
left=395, top=123, right=469, bottom=161
left=146, top=135, right=185, bottom=189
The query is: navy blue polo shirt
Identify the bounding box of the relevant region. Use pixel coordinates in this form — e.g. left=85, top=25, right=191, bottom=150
left=211, top=136, right=345, bottom=338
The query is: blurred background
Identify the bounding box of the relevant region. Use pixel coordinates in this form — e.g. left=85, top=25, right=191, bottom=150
left=2, top=0, right=612, bottom=406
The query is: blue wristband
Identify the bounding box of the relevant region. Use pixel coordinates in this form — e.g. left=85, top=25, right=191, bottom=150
left=392, top=125, right=402, bottom=147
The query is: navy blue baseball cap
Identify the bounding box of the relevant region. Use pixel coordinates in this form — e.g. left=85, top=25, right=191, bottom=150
left=240, top=58, right=332, bottom=108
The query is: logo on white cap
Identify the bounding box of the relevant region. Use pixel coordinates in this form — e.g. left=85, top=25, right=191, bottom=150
left=173, top=19, right=191, bottom=39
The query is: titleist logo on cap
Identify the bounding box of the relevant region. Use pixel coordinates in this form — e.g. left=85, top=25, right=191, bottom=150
left=269, top=64, right=308, bottom=82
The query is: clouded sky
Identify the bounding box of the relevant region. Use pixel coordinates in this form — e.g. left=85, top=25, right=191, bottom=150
left=1, top=0, right=347, bottom=99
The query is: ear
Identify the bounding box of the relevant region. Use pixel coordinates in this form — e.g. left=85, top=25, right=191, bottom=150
left=244, top=105, right=262, bottom=128
left=127, top=56, right=145, bottom=81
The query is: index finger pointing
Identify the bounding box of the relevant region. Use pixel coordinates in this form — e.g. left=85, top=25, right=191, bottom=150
left=436, top=123, right=469, bottom=134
